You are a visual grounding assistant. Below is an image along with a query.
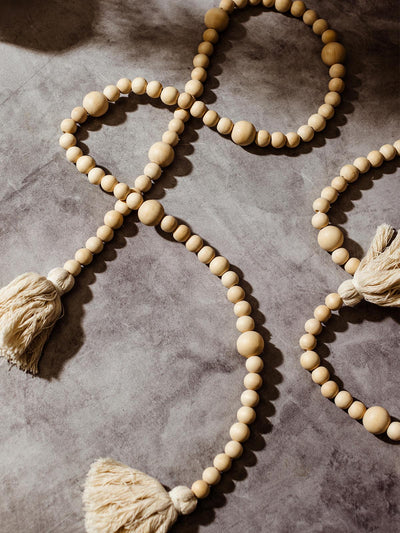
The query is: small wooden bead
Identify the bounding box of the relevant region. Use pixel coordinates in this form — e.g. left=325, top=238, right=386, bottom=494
left=198, top=41, right=214, bottom=55
left=311, top=366, right=330, bottom=385
left=308, top=114, right=326, bottom=132
left=221, top=270, right=239, bottom=288
left=286, top=132, right=300, bottom=148
left=202, top=467, right=221, bottom=485
left=71, top=106, right=87, bottom=123
left=379, top=143, right=396, bottom=161
left=262, top=0, right=275, bottom=5
left=311, top=212, right=329, bottom=229
left=64, top=259, right=81, bottom=277
left=331, top=175, right=347, bottom=192
left=393, top=139, right=400, bottom=155
left=340, top=164, right=359, bottom=183
left=234, top=300, right=252, bottom=317
left=101, top=175, right=118, bottom=192
left=322, top=29, right=338, bottom=44
left=302, top=9, right=318, bottom=26
left=348, top=401, right=366, bottom=420
left=204, top=7, right=230, bottom=31
left=240, top=389, right=259, bottom=408
left=255, top=130, right=271, bottom=147
left=160, top=86, right=179, bottom=106
left=174, top=108, right=190, bottom=122
left=114, top=200, right=131, bottom=217
left=190, top=101, right=208, bottom=118
left=231, top=121, right=256, bottom=146
left=234, top=0, right=248, bottom=8
left=191, top=480, right=210, bottom=499
left=75, top=248, right=93, bottom=266
left=173, top=224, right=191, bottom=242
left=236, top=316, right=255, bottom=332
left=314, top=304, right=331, bottom=322
left=209, top=256, right=230, bottom=277
left=203, top=28, right=219, bottom=43
left=177, top=92, right=194, bottom=110
left=227, top=285, right=245, bottom=303
left=135, top=175, right=152, bottom=192
left=387, top=421, right=400, bottom=441
left=300, top=350, right=320, bottom=371
left=353, top=156, right=370, bottom=174
left=321, top=42, right=346, bottom=66
left=138, top=200, right=164, bottom=226
left=237, top=406, right=256, bottom=424
left=329, top=63, right=346, bottom=78
left=160, top=215, right=178, bottom=233
left=290, top=1, right=306, bottom=17
left=144, top=162, right=162, bottom=181
left=245, top=355, right=264, bottom=373
left=88, top=167, right=105, bottom=185
left=334, top=390, right=353, bottom=409
left=324, top=91, right=341, bottom=107
left=85, top=236, right=104, bottom=254
left=275, top=0, right=292, bottom=12
left=318, top=103, right=335, bottom=120
left=363, top=406, right=390, bottom=434
left=186, top=235, right=203, bottom=252
left=146, top=80, right=162, bottom=98
left=185, top=79, right=204, bottom=97
left=217, top=117, right=234, bottom=135
left=76, top=155, right=95, bottom=174
left=229, top=422, right=250, bottom=442
left=191, top=67, right=208, bottom=82
left=220, top=0, right=235, bottom=12
left=103, top=85, right=120, bottom=102
left=168, top=118, right=184, bottom=135
left=331, top=247, right=349, bottom=265
left=126, top=191, right=143, bottom=210
left=97, top=225, right=114, bottom=242
left=313, top=18, right=328, bottom=35
left=317, top=226, right=344, bottom=251
left=325, top=293, right=342, bottom=310
left=224, top=440, right=243, bottom=459
left=104, top=210, right=124, bottom=229
left=60, top=118, right=77, bottom=134
left=148, top=142, right=174, bottom=167
left=328, top=78, right=345, bottom=93
left=344, top=257, right=360, bottom=275
left=83, top=91, right=109, bottom=117
left=198, top=246, right=215, bottom=264
left=321, top=380, right=339, bottom=399
left=162, top=130, right=179, bottom=146
left=305, top=318, right=322, bottom=335
left=299, top=333, right=317, bottom=350
left=313, top=197, right=330, bottom=213
left=367, top=150, right=384, bottom=167
left=243, top=372, right=263, bottom=390
left=59, top=133, right=76, bottom=149
left=203, top=110, right=219, bottom=128
left=115, top=78, right=130, bottom=94
left=271, top=132, right=286, bottom=148
left=213, top=453, right=232, bottom=472
left=131, top=77, right=147, bottom=95
left=321, top=186, right=338, bottom=203
left=297, top=125, right=314, bottom=142
left=193, top=53, right=210, bottom=69
left=237, top=331, right=264, bottom=357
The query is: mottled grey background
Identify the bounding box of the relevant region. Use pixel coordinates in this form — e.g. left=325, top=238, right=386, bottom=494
left=0, top=1, right=399, bottom=532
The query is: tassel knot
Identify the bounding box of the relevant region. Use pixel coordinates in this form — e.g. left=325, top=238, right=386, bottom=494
left=168, top=485, right=197, bottom=515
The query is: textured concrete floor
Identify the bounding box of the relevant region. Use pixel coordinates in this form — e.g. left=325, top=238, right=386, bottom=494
left=0, top=1, right=399, bottom=532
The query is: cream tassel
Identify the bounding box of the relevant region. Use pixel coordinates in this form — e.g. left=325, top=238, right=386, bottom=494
left=338, top=224, right=400, bottom=307
left=83, top=458, right=197, bottom=533
left=0, top=267, right=75, bottom=374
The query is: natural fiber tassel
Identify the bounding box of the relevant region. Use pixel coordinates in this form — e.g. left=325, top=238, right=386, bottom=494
left=83, top=458, right=197, bottom=533
left=0, top=268, right=75, bottom=374
left=338, top=224, right=400, bottom=307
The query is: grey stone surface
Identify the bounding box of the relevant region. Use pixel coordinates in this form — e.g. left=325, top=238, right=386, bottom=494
left=0, top=1, right=399, bottom=532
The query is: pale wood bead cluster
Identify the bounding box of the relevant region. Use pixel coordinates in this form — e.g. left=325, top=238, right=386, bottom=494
left=299, top=292, right=400, bottom=441
left=312, top=141, right=400, bottom=273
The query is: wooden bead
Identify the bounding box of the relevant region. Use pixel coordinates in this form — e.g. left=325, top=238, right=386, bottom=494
left=322, top=29, right=338, bottom=44
left=203, top=110, right=219, bottom=128
left=318, top=103, right=335, bottom=120
left=148, top=142, right=174, bottom=167
left=237, top=331, right=264, bottom=357
left=193, top=53, right=210, bottom=69
left=168, top=119, right=184, bottom=135
left=103, top=85, right=120, bottom=102
left=85, top=236, right=104, bottom=254
left=237, top=406, right=256, bottom=424
left=174, top=108, right=190, bottom=123
left=255, top=130, right=271, bottom=147
left=213, top=453, right=232, bottom=472
left=160, top=86, right=179, bottom=106
left=191, top=67, right=208, bottom=82
left=331, top=247, right=349, bottom=265
left=245, top=355, right=264, bottom=373
left=331, top=175, right=347, bottom=192
left=202, top=467, right=221, bottom=485
left=71, top=106, right=87, bottom=123
left=186, top=235, right=203, bottom=252
left=146, top=80, right=162, bottom=98
left=204, top=7, right=230, bottom=31
left=379, top=143, right=396, bottom=161
left=64, top=259, right=81, bottom=277
left=311, top=212, right=329, bottom=229
left=135, top=175, right=152, bottom=192
left=387, top=421, right=400, bottom=441
left=313, top=19, right=328, bottom=35
left=321, top=186, right=338, bottom=203
left=198, top=246, right=215, bottom=264
left=88, top=167, right=105, bottom=185
left=284, top=131, right=300, bottom=149
left=299, top=333, right=317, bottom=350
left=227, top=285, right=245, bottom=303
left=367, top=150, right=384, bottom=167
left=271, top=132, right=286, bottom=148
left=329, top=63, right=346, bottom=78
left=126, top=191, right=143, bottom=210
left=97, top=225, right=114, bottom=242
left=321, top=380, right=339, bottom=398
left=104, top=210, right=123, bottom=229
left=311, top=366, right=330, bottom=385
left=234, top=300, right=252, bottom=317
left=209, top=256, right=230, bottom=276
left=185, top=80, right=204, bottom=99
left=236, top=316, right=255, bottom=332
left=177, top=92, right=194, bottom=109
left=138, top=200, right=164, bottom=226
left=114, top=200, right=131, bottom=217
left=241, top=389, right=259, bottom=407
left=60, top=118, right=77, bottom=134
left=198, top=41, right=214, bottom=55
left=328, top=78, right=345, bottom=93
left=290, top=1, right=306, bottom=17
left=101, top=175, right=118, bottom=192
left=83, top=91, right=109, bottom=117
left=314, top=304, right=331, bottom=322
left=231, top=121, right=256, bottom=146
left=220, top=0, right=235, bottom=12
left=344, top=257, right=360, bottom=275
left=353, top=156, right=370, bottom=174
left=334, top=390, right=353, bottom=409
left=348, top=401, right=366, bottom=420
left=324, top=91, right=341, bottom=107
left=302, top=9, right=318, bottom=26
left=115, top=78, right=131, bottom=94
left=76, top=155, right=95, bottom=174
left=300, top=350, right=320, bottom=371
left=191, top=480, right=210, bottom=499
left=321, top=42, right=346, bottom=66
left=224, top=440, right=243, bottom=459
left=244, top=372, right=262, bottom=390
left=190, top=101, right=207, bottom=118
left=325, top=293, right=342, bottom=310
left=75, top=248, right=93, bottom=266
left=394, top=139, right=400, bottom=155
left=262, top=0, right=275, bottom=5
left=217, top=117, right=234, bottom=135
left=203, top=28, right=219, bottom=43
left=317, top=225, right=344, bottom=251
left=229, top=422, right=250, bottom=442
left=308, top=114, right=326, bottom=132
left=131, top=77, right=147, bottom=95
left=59, top=133, right=76, bottom=149
left=221, top=270, right=239, bottom=288
left=297, top=125, right=314, bottom=142
left=144, top=162, right=162, bottom=181
left=340, top=164, right=359, bottom=182
left=305, top=318, right=322, bottom=335
left=313, top=197, right=330, bottom=213
left=173, top=224, right=191, bottom=242
left=275, top=0, right=292, bottom=12
left=363, top=406, right=390, bottom=434
left=160, top=215, right=178, bottom=233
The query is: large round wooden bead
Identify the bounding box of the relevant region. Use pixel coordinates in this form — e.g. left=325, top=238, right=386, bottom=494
left=209, top=256, right=230, bottom=276
left=104, top=210, right=123, bottom=229
left=231, top=121, right=256, bottom=146
left=148, top=142, right=174, bottom=167
left=348, top=401, right=366, bottom=420
left=224, top=440, right=243, bottom=459
left=317, top=225, right=344, bottom=251
left=83, top=91, right=109, bottom=117
left=138, top=200, right=164, bottom=226
left=362, top=406, right=391, bottom=434
left=204, top=7, right=230, bottom=31
left=191, top=480, right=210, bottom=499
left=321, top=42, right=346, bottom=66
left=387, top=421, right=400, bottom=441
left=237, top=331, right=264, bottom=358
left=229, top=422, right=250, bottom=442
